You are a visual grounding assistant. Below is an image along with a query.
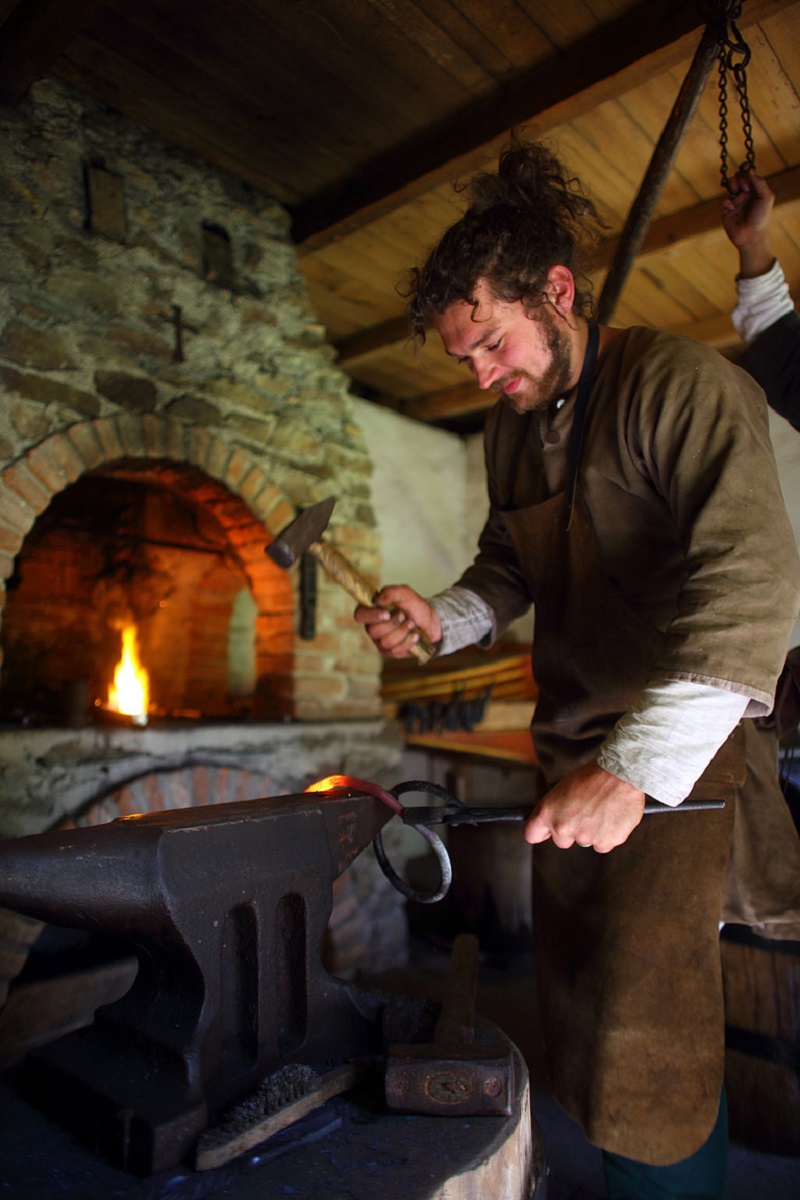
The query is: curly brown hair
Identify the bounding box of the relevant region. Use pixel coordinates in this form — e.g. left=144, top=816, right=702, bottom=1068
left=402, top=139, right=604, bottom=343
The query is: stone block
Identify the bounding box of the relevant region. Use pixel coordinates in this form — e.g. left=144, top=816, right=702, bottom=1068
left=95, top=370, right=158, bottom=413
left=165, top=393, right=221, bottom=424
left=84, top=164, right=127, bottom=243
left=0, top=366, right=99, bottom=417
left=0, top=321, right=74, bottom=370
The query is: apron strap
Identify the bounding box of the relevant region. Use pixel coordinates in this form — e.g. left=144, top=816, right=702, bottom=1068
left=564, top=320, right=599, bottom=532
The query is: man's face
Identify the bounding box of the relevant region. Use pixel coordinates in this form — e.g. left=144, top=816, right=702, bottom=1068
left=433, top=279, right=575, bottom=414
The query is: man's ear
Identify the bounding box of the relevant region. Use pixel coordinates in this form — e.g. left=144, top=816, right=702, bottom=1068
left=545, top=265, right=576, bottom=317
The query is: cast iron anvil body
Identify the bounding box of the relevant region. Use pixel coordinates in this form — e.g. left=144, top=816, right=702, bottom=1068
left=0, top=788, right=393, bottom=1175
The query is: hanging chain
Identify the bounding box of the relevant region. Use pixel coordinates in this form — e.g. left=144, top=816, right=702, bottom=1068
left=701, top=0, right=756, bottom=190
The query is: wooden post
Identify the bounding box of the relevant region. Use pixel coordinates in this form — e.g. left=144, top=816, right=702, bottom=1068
left=597, top=22, right=720, bottom=324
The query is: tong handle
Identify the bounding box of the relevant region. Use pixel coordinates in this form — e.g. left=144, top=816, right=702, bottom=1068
left=402, top=799, right=724, bottom=827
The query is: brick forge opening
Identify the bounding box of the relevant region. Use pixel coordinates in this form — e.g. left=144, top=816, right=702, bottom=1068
left=0, top=415, right=305, bottom=728
left=0, top=414, right=406, bottom=1021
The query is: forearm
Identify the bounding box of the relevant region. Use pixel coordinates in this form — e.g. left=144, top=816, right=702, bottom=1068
left=428, top=586, right=495, bottom=655
left=732, top=259, right=795, bottom=344
left=596, top=679, right=749, bottom=805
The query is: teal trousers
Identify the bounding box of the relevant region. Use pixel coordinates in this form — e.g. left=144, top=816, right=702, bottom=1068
left=602, top=1091, right=728, bottom=1200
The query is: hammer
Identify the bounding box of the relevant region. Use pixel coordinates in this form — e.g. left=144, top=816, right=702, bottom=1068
left=266, top=496, right=436, bottom=664
left=384, top=932, right=514, bottom=1116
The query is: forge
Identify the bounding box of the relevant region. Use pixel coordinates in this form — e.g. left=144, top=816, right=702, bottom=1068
left=0, top=462, right=294, bottom=729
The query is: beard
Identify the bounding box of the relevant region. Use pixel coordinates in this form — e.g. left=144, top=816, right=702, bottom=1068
left=496, top=309, right=574, bottom=414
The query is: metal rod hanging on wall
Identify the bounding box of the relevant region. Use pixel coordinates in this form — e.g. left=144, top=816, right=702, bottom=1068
left=596, top=20, right=720, bottom=325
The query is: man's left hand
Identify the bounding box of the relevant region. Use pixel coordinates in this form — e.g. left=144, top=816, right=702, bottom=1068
left=524, top=762, right=646, bottom=853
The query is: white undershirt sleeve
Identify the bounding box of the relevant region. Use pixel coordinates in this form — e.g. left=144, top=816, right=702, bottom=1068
left=732, top=259, right=794, bottom=344
left=428, top=586, right=495, bottom=655
left=428, top=592, right=750, bottom=806
left=596, top=679, right=749, bottom=806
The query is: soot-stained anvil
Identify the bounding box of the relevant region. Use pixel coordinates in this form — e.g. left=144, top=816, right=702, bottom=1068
left=0, top=787, right=393, bottom=1175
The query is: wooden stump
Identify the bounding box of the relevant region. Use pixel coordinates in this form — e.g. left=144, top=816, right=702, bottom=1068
left=0, top=1034, right=545, bottom=1198
left=721, top=924, right=800, bottom=1156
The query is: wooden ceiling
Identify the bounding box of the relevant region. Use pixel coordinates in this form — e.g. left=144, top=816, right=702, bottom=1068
left=1, top=0, right=799, bottom=431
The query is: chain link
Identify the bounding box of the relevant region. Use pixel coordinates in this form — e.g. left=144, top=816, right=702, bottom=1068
left=703, top=0, right=756, bottom=190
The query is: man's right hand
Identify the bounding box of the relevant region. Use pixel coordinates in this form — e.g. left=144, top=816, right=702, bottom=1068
left=720, top=170, right=775, bottom=279
left=354, top=585, right=441, bottom=659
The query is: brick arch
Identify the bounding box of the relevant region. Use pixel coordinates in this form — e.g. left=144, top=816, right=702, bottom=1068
left=0, top=413, right=301, bottom=719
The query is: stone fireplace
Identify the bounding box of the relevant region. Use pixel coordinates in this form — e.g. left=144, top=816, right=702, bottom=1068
left=0, top=78, right=409, bottom=1012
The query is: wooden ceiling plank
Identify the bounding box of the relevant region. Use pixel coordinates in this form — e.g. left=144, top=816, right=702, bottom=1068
left=550, top=123, right=651, bottom=225
left=427, top=0, right=552, bottom=74
left=367, top=0, right=498, bottom=95
left=336, top=316, right=411, bottom=364
left=513, top=0, right=602, bottom=51
left=637, top=258, right=722, bottom=322
left=763, top=8, right=800, bottom=92
left=67, top=18, right=349, bottom=193
left=0, top=0, right=106, bottom=100
left=93, top=3, right=408, bottom=180
left=53, top=43, right=314, bottom=205
left=742, top=24, right=800, bottom=167
left=292, top=0, right=800, bottom=250
left=577, top=100, right=699, bottom=216
left=266, top=0, right=487, bottom=128
left=438, top=0, right=556, bottom=72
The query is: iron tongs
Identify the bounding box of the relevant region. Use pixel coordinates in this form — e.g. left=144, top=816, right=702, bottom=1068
left=400, top=795, right=724, bottom=827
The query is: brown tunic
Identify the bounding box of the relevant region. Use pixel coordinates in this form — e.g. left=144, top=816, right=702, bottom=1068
left=458, top=327, right=800, bottom=1164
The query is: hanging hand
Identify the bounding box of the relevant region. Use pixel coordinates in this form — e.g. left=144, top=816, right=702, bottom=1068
left=720, top=170, right=775, bottom=279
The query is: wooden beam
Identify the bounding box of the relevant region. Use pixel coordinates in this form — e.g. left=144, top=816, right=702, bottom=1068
left=0, top=0, right=107, bottom=101
left=400, top=381, right=491, bottom=424
left=335, top=315, right=410, bottom=365
left=292, top=0, right=800, bottom=252
left=592, top=163, right=800, bottom=272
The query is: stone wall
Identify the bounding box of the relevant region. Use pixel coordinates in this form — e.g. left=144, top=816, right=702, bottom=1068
left=0, top=76, right=384, bottom=725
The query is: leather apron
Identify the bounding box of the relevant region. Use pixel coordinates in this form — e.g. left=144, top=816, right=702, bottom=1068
left=500, top=325, right=739, bottom=1165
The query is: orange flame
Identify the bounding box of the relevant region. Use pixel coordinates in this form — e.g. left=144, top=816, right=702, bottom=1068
left=108, top=624, right=149, bottom=724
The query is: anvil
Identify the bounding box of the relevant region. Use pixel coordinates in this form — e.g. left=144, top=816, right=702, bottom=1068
left=0, top=787, right=393, bottom=1175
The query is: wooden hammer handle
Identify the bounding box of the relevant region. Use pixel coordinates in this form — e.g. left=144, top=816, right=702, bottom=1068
left=309, top=540, right=436, bottom=664
left=435, top=932, right=479, bottom=1047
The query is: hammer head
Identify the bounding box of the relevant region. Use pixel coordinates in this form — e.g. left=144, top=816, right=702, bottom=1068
left=385, top=1041, right=515, bottom=1117
left=266, top=496, right=336, bottom=568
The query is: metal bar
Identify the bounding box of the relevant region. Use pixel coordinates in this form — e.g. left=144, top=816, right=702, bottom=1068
left=597, top=21, right=720, bottom=325
left=403, top=798, right=725, bottom=826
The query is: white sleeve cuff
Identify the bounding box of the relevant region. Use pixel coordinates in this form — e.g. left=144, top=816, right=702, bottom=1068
left=596, top=680, right=749, bottom=806
left=732, top=259, right=794, bottom=344
left=428, top=587, right=495, bottom=656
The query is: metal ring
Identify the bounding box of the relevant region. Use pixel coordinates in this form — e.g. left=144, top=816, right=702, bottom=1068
left=373, top=821, right=452, bottom=904
left=371, top=779, right=459, bottom=904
